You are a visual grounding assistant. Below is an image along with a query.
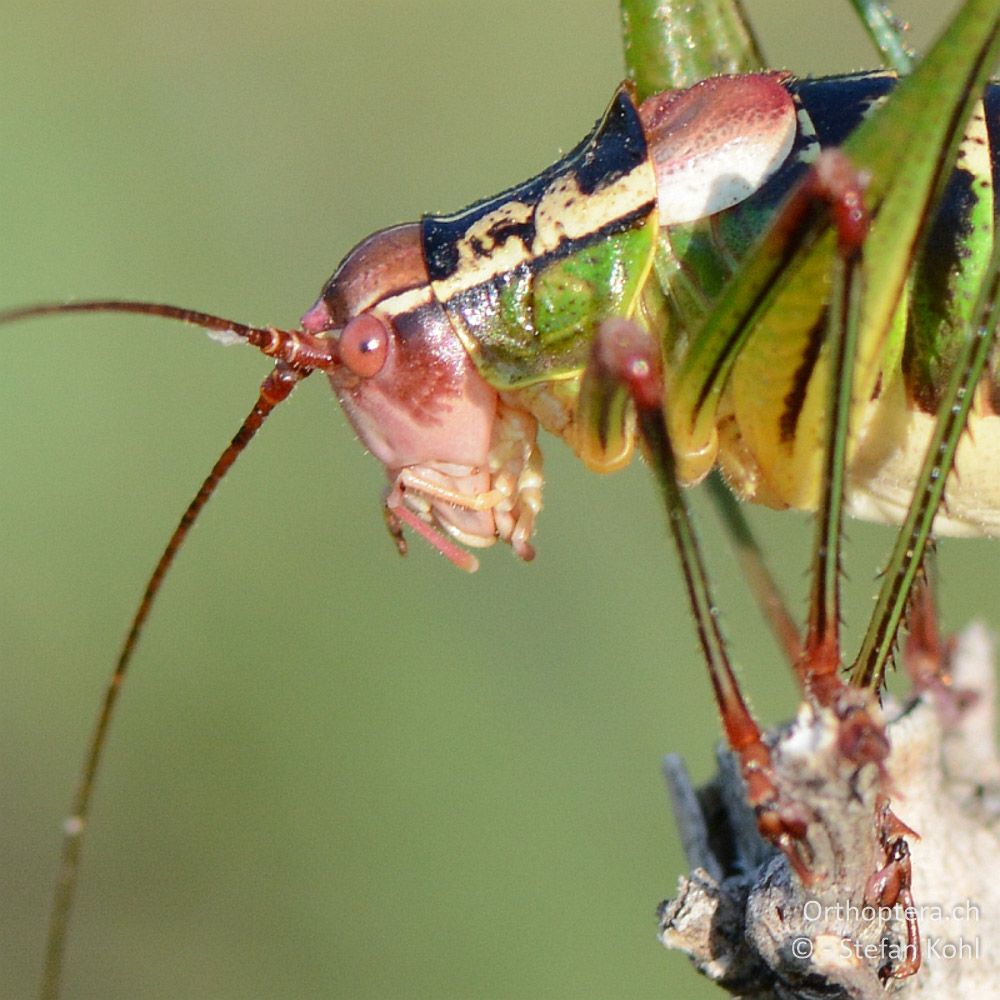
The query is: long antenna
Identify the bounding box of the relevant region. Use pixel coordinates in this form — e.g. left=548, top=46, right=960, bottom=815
left=0, top=300, right=338, bottom=370
left=0, top=302, right=330, bottom=1000
left=40, top=363, right=307, bottom=1000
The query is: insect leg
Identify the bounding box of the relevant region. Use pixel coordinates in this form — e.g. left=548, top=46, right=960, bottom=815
left=704, top=472, right=802, bottom=669
left=797, top=151, right=870, bottom=708
left=852, top=242, right=1000, bottom=691
left=849, top=0, right=915, bottom=74
left=864, top=797, right=922, bottom=979
left=899, top=552, right=977, bottom=722
left=588, top=317, right=813, bottom=880
left=619, top=0, right=765, bottom=97
left=902, top=550, right=946, bottom=687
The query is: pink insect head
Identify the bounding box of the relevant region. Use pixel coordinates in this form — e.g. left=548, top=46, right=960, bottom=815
left=301, top=223, right=543, bottom=571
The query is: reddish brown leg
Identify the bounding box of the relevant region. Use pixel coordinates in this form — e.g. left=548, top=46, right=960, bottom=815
left=865, top=797, right=922, bottom=980
left=782, top=158, right=920, bottom=953
left=903, top=553, right=977, bottom=725
left=591, top=317, right=813, bottom=880
left=905, top=557, right=945, bottom=689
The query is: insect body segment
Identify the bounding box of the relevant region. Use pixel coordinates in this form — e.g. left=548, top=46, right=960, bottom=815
left=638, top=72, right=797, bottom=226
left=658, top=71, right=1000, bottom=542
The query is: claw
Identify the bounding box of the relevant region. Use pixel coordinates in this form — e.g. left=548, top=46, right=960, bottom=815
left=755, top=801, right=814, bottom=883
left=867, top=797, right=921, bottom=980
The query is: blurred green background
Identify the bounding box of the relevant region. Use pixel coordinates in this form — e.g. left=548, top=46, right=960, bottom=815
left=0, top=1, right=982, bottom=998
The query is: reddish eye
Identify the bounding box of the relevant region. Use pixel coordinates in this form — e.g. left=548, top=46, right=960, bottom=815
left=339, top=313, right=390, bottom=378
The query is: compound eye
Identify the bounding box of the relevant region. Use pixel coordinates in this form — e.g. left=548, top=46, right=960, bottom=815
left=339, top=313, right=390, bottom=378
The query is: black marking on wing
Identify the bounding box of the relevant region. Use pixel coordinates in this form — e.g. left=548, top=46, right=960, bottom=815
left=780, top=313, right=827, bottom=444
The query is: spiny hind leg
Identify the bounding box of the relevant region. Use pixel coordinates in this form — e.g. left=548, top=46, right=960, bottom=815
left=770, top=149, right=920, bottom=969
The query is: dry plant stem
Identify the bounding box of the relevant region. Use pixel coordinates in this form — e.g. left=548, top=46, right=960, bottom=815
left=659, top=623, right=1000, bottom=999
